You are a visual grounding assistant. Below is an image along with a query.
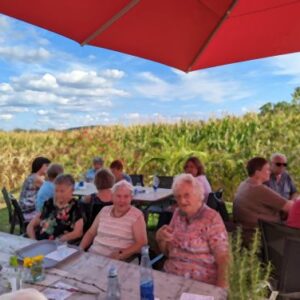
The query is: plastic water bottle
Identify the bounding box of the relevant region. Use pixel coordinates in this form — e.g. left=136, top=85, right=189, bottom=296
left=140, top=245, right=154, bottom=300
left=152, top=176, right=159, bottom=192
left=134, top=181, right=142, bottom=195
left=106, top=265, right=121, bottom=300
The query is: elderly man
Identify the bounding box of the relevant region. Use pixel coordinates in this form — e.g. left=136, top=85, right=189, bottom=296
left=85, top=157, right=104, bottom=182
left=234, top=157, right=293, bottom=246
left=156, top=174, right=229, bottom=288
left=264, top=153, right=297, bottom=200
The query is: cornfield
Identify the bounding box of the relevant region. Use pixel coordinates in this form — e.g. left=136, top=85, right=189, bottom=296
left=1, top=108, right=300, bottom=202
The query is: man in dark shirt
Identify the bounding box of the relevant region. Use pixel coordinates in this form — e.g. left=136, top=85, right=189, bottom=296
left=264, top=153, right=297, bottom=200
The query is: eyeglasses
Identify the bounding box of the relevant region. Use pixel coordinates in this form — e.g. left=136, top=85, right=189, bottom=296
left=275, top=162, right=287, bottom=167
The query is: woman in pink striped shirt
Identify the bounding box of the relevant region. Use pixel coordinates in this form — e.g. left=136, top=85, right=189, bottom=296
left=80, top=180, right=147, bottom=261
left=156, top=174, right=229, bottom=288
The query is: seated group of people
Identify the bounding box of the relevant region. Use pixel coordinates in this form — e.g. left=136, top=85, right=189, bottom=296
left=20, top=152, right=300, bottom=289
left=233, top=153, right=300, bottom=246
left=17, top=155, right=229, bottom=289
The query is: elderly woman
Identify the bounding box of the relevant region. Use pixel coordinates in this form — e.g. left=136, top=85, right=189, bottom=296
left=183, top=156, right=212, bottom=202
left=80, top=180, right=147, bottom=260
left=27, top=174, right=83, bottom=242
left=83, top=168, right=114, bottom=230
left=19, top=156, right=51, bottom=217
left=156, top=174, right=229, bottom=288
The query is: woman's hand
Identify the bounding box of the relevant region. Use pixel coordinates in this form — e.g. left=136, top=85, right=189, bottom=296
left=156, top=225, right=174, bottom=243
left=109, top=251, right=122, bottom=260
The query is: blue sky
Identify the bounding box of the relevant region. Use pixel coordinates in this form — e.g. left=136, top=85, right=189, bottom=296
left=1, top=14, right=300, bottom=131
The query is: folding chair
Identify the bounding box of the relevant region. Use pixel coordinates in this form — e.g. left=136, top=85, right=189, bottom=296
left=277, top=237, right=300, bottom=299
left=1, top=187, right=29, bottom=235
left=157, top=176, right=173, bottom=189
left=259, top=220, right=300, bottom=279
left=129, top=174, right=144, bottom=186
left=207, top=189, right=230, bottom=222
left=1, top=187, right=16, bottom=234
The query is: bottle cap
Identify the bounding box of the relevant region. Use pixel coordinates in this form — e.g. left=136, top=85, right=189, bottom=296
left=108, top=265, right=118, bottom=277
left=141, top=245, right=149, bottom=255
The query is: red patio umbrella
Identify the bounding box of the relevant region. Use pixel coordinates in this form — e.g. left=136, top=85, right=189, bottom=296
left=0, top=0, right=300, bottom=72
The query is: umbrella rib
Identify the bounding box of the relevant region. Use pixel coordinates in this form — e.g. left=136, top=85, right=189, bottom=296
left=187, top=0, right=239, bottom=72
left=81, top=0, right=140, bottom=46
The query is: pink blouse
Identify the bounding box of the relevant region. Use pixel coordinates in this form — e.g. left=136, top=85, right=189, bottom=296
left=164, top=206, right=228, bottom=285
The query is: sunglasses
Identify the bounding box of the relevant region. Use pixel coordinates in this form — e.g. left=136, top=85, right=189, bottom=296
left=275, top=162, right=287, bottom=167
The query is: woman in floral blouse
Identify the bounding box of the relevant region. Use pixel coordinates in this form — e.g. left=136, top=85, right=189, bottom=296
left=27, top=174, right=83, bottom=242
left=156, top=174, right=229, bottom=288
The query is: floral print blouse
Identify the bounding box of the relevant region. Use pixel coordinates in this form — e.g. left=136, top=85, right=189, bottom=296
left=164, top=205, right=229, bottom=286
left=36, top=198, right=82, bottom=240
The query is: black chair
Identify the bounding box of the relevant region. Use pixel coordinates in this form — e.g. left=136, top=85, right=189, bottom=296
left=2, top=187, right=29, bottom=235
left=10, top=196, right=29, bottom=235
left=2, top=187, right=16, bottom=234
left=157, top=176, right=173, bottom=189
left=277, top=237, right=300, bottom=299
left=259, top=220, right=300, bottom=278
left=207, top=189, right=230, bottom=222
left=145, top=176, right=174, bottom=230
left=129, top=174, right=144, bottom=186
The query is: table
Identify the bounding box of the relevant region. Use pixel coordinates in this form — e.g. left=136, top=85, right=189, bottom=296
left=132, top=187, right=173, bottom=204
left=73, top=182, right=97, bottom=196
left=0, top=232, right=226, bottom=299
left=74, top=183, right=173, bottom=205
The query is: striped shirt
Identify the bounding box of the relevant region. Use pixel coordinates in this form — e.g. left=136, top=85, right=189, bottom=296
left=89, top=205, right=143, bottom=257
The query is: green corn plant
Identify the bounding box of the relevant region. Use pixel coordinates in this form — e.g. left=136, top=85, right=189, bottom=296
left=228, top=228, right=272, bottom=300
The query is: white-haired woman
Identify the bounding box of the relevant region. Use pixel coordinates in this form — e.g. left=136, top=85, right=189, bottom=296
left=27, top=174, right=83, bottom=242
left=80, top=180, right=147, bottom=261
left=156, top=174, right=229, bottom=288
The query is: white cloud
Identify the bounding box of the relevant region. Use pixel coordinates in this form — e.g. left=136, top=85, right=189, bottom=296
left=35, top=110, right=112, bottom=129
left=26, top=73, right=58, bottom=91
left=269, top=53, right=300, bottom=84
left=37, top=110, right=49, bottom=115
left=101, top=69, right=125, bottom=79
left=122, top=112, right=182, bottom=124
left=1, top=68, right=128, bottom=107
left=0, top=114, right=13, bottom=120
left=0, top=46, right=50, bottom=63
left=134, top=70, right=251, bottom=103
left=0, top=83, right=13, bottom=92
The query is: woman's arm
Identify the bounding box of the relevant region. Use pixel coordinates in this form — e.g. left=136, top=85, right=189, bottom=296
left=26, top=213, right=41, bottom=239
left=111, top=215, right=148, bottom=261
left=34, top=175, right=44, bottom=188
left=79, top=213, right=100, bottom=250
left=215, top=250, right=229, bottom=288
left=60, top=219, right=83, bottom=242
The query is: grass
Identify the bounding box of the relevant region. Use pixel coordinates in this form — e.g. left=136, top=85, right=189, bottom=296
left=0, top=206, right=10, bottom=233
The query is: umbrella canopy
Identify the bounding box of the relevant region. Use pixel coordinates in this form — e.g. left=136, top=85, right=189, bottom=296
left=0, top=0, right=300, bottom=72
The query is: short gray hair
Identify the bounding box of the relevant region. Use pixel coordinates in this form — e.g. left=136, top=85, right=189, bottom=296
left=47, top=163, right=64, bottom=180
left=271, top=153, right=287, bottom=162
left=112, top=179, right=133, bottom=194
left=172, top=173, right=204, bottom=201
left=54, top=174, right=75, bottom=188
left=93, top=157, right=104, bottom=164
